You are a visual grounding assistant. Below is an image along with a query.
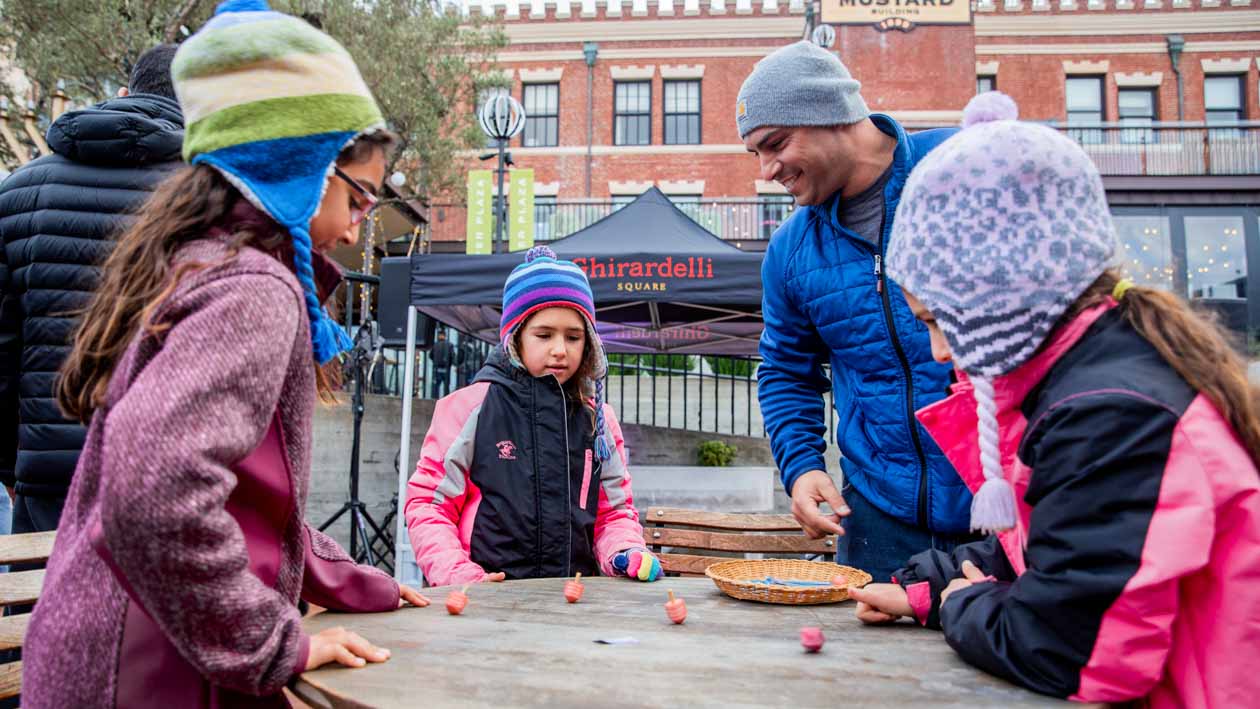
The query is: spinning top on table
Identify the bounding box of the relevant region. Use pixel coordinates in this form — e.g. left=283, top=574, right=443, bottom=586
left=665, top=590, right=687, bottom=624
left=564, top=573, right=585, bottom=603
left=800, top=627, right=825, bottom=653
left=446, top=585, right=469, bottom=615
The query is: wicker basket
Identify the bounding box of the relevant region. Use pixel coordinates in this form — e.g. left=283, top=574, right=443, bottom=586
left=705, top=559, right=873, bottom=605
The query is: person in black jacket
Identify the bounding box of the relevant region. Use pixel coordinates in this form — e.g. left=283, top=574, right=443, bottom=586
left=429, top=329, right=455, bottom=399
left=0, top=44, right=184, bottom=534
left=455, top=337, right=483, bottom=388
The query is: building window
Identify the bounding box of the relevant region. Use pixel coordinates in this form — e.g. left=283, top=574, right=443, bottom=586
left=664, top=80, right=701, bottom=145
left=1114, top=215, right=1173, bottom=290
left=1118, top=88, right=1156, bottom=144
left=977, top=75, right=995, bottom=94
left=1205, top=75, right=1245, bottom=141
left=477, top=86, right=509, bottom=148
left=1205, top=75, right=1244, bottom=123
left=1186, top=215, right=1247, bottom=301
left=534, top=196, right=557, bottom=242
left=758, top=196, right=795, bottom=240
left=1065, top=76, right=1105, bottom=144
left=614, top=81, right=651, bottom=146
left=522, top=83, right=559, bottom=147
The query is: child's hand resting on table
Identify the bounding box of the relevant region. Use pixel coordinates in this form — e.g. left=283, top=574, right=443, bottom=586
left=612, top=549, right=662, bottom=581
left=848, top=583, right=912, bottom=624
left=399, top=584, right=431, bottom=608
left=306, top=627, right=390, bottom=670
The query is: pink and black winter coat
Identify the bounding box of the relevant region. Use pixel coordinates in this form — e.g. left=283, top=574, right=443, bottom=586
left=405, top=346, right=646, bottom=586
left=890, top=302, right=1260, bottom=707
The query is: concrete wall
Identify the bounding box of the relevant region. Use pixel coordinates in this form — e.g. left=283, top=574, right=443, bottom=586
left=308, top=394, right=841, bottom=549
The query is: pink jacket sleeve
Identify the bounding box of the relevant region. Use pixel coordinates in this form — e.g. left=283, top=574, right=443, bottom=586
left=300, top=524, right=399, bottom=612
left=403, top=384, right=492, bottom=587
left=593, top=405, right=649, bottom=575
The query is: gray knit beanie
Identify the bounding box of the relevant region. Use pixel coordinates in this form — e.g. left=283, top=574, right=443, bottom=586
left=735, top=41, right=871, bottom=139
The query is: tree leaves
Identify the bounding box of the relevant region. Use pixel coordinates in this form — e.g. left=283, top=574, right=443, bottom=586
left=0, top=0, right=506, bottom=200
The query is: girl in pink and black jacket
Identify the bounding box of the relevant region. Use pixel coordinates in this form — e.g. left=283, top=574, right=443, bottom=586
left=849, top=93, right=1260, bottom=707
left=405, top=247, right=661, bottom=586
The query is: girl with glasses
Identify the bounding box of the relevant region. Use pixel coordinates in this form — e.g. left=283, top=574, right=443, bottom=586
left=23, top=2, right=428, bottom=707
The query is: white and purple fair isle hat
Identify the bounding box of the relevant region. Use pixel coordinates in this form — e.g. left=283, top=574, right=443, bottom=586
left=885, top=92, right=1117, bottom=534
left=886, top=91, right=1117, bottom=379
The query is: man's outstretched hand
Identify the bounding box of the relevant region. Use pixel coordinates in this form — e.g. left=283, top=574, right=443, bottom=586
left=790, top=470, right=851, bottom=539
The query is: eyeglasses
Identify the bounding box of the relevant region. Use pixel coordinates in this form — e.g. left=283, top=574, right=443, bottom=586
left=334, top=166, right=379, bottom=226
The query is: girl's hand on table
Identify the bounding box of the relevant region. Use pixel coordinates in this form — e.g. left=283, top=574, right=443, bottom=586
left=306, top=627, right=390, bottom=670
left=482, top=572, right=506, bottom=582
left=613, top=549, right=662, bottom=581
left=848, top=583, right=912, bottom=624
left=399, top=584, right=431, bottom=608
left=940, top=560, right=989, bottom=606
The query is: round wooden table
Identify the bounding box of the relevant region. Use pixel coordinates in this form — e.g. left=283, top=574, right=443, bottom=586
left=292, top=577, right=1068, bottom=708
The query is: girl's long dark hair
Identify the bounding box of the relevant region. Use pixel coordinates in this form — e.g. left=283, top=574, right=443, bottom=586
left=57, top=133, right=396, bottom=423
left=1066, top=269, right=1260, bottom=470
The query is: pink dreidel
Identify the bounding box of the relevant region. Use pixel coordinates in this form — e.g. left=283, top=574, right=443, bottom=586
left=564, top=573, right=585, bottom=603
left=800, top=627, right=825, bottom=653
left=665, top=590, right=687, bottom=624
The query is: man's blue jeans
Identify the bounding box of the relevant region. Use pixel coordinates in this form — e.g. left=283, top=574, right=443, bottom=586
left=836, top=481, right=978, bottom=583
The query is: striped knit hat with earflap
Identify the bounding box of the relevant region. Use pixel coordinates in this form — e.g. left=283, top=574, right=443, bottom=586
left=172, top=0, right=386, bottom=364
left=885, top=92, right=1117, bottom=534
left=501, top=246, right=612, bottom=461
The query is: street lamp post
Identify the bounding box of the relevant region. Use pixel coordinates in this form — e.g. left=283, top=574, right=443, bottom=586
left=477, top=94, right=526, bottom=253
left=811, top=23, right=836, bottom=49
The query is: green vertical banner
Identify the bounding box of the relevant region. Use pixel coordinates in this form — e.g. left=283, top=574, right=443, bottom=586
left=508, top=168, right=535, bottom=252
left=465, top=169, right=493, bottom=255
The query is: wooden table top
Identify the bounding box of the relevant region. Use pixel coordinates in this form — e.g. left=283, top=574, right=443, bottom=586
left=292, top=577, right=1068, bottom=709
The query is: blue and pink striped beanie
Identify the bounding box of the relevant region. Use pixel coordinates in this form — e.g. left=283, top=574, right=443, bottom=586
left=501, top=246, right=611, bottom=460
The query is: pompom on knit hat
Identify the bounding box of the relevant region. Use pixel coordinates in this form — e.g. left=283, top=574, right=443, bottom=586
left=734, top=40, right=870, bottom=140
left=501, top=246, right=612, bottom=461
left=172, top=0, right=386, bottom=364
left=885, top=92, right=1117, bottom=534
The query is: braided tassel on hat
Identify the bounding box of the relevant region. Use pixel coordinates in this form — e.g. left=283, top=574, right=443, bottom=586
left=292, top=226, right=352, bottom=364
left=594, top=377, right=611, bottom=462
left=969, top=376, right=1017, bottom=534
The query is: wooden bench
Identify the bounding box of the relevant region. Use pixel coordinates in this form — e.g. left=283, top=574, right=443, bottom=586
left=643, top=507, right=836, bottom=576
left=0, top=530, right=56, bottom=702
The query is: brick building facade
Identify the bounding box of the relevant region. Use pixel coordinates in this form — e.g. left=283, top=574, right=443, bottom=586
left=421, top=0, right=1260, bottom=336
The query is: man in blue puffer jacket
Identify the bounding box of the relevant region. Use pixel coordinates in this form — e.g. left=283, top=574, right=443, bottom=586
left=738, top=41, right=976, bottom=580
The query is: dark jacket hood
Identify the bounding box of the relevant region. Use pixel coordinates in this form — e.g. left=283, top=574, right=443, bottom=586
left=477, top=344, right=522, bottom=388
left=46, top=93, right=184, bottom=167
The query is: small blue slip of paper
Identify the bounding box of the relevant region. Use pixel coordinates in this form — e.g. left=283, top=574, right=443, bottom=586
left=749, top=576, right=834, bottom=587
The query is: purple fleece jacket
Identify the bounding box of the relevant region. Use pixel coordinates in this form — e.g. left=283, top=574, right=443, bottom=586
left=21, top=204, right=399, bottom=708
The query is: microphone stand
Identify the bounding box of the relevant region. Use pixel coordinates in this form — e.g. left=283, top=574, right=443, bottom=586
left=318, top=321, right=393, bottom=570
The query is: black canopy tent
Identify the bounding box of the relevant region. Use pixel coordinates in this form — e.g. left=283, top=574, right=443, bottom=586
left=407, top=187, right=766, bottom=355
left=389, top=188, right=765, bottom=584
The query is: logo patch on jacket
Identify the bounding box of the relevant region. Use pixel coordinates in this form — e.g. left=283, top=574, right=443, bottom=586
left=496, top=440, right=517, bottom=460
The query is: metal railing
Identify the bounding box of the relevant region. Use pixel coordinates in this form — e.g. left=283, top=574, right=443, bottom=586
left=1050, top=121, right=1260, bottom=176
left=427, top=197, right=796, bottom=245
left=365, top=343, right=844, bottom=442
